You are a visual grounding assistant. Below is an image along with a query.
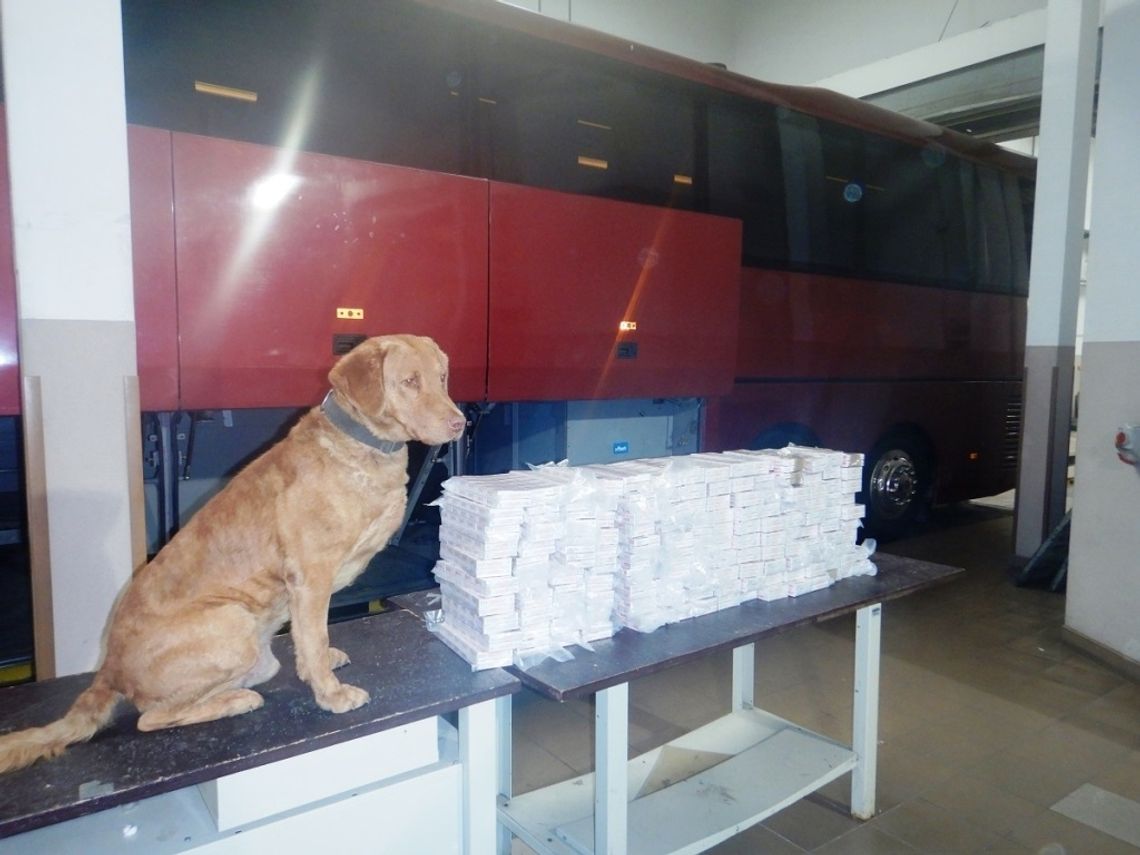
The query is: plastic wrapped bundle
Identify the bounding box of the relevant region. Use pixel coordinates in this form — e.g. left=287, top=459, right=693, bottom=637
left=429, top=445, right=873, bottom=669
left=431, top=471, right=565, bottom=668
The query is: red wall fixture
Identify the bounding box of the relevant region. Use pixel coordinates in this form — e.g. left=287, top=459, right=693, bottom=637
left=487, top=183, right=742, bottom=401
left=129, top=125, right=179, bottom=411
left=0, top=113, right=19, bottom=416
left=172, top=133, right=489, bottom=409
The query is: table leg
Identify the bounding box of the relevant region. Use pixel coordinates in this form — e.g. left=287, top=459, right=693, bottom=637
left=731, top=643, right=755, bottom=711
left=851, top=603, right=882, bottom=820
left=496, top=694, right=513, bottom=855
left=595, top=682, right=629, bottom=855
left=460, top=698, right=497, bottom=854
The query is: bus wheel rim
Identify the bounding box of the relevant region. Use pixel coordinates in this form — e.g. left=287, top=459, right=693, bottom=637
left=870, top=449, right=918, bottom=520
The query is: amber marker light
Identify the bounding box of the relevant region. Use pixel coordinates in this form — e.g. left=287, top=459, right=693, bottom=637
left=194, top=80, right=258, bottom=102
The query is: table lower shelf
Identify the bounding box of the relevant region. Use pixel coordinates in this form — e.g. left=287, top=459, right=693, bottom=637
left=499, top=706, right=856, bottom=855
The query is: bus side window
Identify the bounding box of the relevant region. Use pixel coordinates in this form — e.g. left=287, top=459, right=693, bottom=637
left=933, top=152, right=971, bottom=288
left=317, top=3, right=473, bottom=174
left=123, top=0, right=474, bottom=175
left=1004, top=173, right=1031, bottom=297
left=814, top=121, right=864, bottom=274
left=706, top=97, right=788, bottom=264
left=478, top=38, right=696, bottom=209
left=123, top=0, right=320, bottom=146
left=970, top=164, right=1015, bottom=294
left=862, top=138, right=966, bottom=287
left=475, top=37, right=585, bottom=193
left=777, top=110, right=830, bottom=270
left=614, top=77, right=697, bottom=209
left=1018, top=175, right=1035, bottom=293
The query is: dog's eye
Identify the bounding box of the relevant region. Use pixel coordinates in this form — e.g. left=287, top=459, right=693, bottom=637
left=402, top=375, right=421, bottom=391
left=440, top=373, right=448, bottom=387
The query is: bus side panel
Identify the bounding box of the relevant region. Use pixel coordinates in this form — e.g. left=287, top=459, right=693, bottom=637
left=173, top=133, right=489, bottom=409
left=720, top=265, right=1025, bottom=504
left=705, top=379, right=1022, bottom=504
left=487, top=182, right=742, bottom=401
left=129, top=125, right=180, bottom=412
left=735, top=268, right=1023, bottom=382
left=0, top=113, right=19, bottom=416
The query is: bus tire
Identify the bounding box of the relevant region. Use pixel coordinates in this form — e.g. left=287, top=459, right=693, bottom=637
left=862, top=434, right=933, bottom=539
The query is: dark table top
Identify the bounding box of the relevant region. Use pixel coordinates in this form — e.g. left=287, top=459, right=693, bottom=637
left=395, top=552, right=962, bottom=702
left=0, top=607, right=518, bottom=839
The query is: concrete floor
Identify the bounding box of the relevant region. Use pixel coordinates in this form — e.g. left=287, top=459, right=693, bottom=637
left=505, top=503, right=1140, bottom=853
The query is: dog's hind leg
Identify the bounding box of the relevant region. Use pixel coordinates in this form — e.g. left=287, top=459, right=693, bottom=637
left=123, top=603, right=269, bottom=725
left=239, top=641, right=282, bottom=688
left=137, top=689, right=265, bottom=732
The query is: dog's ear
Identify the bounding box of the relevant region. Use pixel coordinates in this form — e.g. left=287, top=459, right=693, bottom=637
left=328, top=338, right=387, bottom=416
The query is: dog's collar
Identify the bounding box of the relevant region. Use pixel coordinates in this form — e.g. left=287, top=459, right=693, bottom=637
left=320, top=391, right=405, bottom=454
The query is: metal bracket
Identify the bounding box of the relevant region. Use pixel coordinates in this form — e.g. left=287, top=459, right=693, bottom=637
left=389, top=443, right=444, bottom=547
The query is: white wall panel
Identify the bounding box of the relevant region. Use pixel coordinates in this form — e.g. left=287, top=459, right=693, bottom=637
left=508, top=0, right=1046, bottom=93
left=1066, top=0, right=1140, bottom=665
left=733, top=0, right=1043, bottom=85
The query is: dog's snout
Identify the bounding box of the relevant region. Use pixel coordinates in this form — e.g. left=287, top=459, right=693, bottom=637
left=447, top=414, right=467, bottom=436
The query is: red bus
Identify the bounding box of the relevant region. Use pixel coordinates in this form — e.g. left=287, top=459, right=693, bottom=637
left=1, top=0, right=1033, bottom=565
left=421, top=0, right=1033, bottom=534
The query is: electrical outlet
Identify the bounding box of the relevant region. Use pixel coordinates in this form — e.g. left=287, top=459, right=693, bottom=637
left=336, top=307, right=364, bottom=320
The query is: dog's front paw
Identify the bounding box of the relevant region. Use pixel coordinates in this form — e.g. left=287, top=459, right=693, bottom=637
left=316, top=682, right=370, bottom=713
left=328, top=647, right=351, bottom=670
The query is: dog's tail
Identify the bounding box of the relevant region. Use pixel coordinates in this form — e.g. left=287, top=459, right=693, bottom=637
left=0, top=673, right=122, bottom=774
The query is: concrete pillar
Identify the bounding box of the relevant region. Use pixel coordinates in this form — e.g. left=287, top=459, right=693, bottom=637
left=1013, top=0, right=1099, bottom=560
left=1, top=0, right=144, bottom=677
left=1065, top=0, right=1140, bottom=669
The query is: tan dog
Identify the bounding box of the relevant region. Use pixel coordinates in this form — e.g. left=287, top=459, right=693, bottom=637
left=0, top=334, right=465, bottom=773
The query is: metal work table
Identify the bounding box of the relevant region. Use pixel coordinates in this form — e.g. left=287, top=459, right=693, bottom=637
left=400, top=552, right=962, bottom=854
left=0, top=607, right=519, bottom=851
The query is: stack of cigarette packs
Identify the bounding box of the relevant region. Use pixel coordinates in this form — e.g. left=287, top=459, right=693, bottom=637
left=430, top=447, right=873, bottom=669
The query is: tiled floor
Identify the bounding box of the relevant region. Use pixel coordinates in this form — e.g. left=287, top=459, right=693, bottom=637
left=505, top=505, right=1140, bottom=853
